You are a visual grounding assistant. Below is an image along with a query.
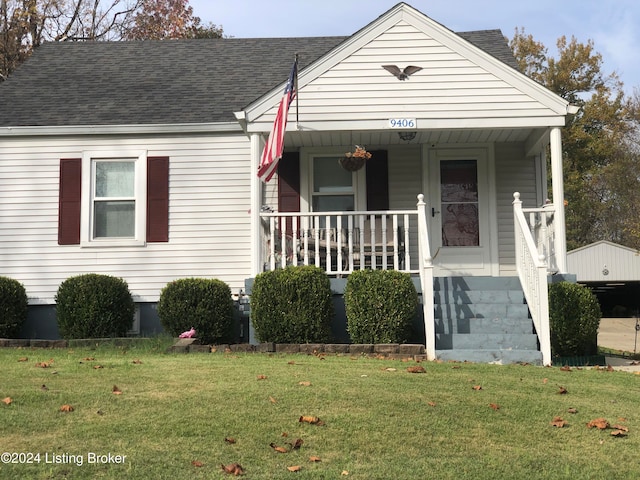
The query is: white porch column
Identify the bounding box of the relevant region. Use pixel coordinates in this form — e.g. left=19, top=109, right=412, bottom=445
left=250, top=133, right=263, bottom=276
left=550, top=127, right=567, bottom=274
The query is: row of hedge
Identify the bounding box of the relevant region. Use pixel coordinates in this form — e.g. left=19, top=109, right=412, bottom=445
left=0, top=271, right=601, bottom=357
left=250, top=266, right=418, bottom=344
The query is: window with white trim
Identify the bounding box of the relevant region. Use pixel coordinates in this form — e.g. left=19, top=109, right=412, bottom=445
left=81, top=151, right=147, bottom=246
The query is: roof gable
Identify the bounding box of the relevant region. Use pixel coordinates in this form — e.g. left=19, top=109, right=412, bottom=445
left=246, top=3, right=569, bottom=131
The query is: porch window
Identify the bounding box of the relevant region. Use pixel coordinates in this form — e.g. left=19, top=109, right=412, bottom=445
left=440, top=159, right=479, bottom=246
left=311, top=156, right=355, bottom=212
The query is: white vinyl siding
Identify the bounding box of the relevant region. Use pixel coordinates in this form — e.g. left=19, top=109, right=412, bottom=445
left=0, top=134, right=251, bottom=304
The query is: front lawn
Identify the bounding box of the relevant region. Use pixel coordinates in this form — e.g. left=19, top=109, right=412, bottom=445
left=1, top=342, right=639, bottom=479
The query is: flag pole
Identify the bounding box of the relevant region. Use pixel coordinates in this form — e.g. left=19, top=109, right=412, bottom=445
left=295, top=53, right=299, bottom=130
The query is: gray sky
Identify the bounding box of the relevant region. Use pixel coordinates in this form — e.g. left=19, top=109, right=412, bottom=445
left=189, top=0, right=640, bottom=95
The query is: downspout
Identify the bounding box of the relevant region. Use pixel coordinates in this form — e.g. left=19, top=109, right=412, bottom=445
left=549, top=127, right=567, bottom=274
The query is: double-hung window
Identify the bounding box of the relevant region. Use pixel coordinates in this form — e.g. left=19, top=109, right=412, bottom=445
left=80, top=151, right=147, bottom=246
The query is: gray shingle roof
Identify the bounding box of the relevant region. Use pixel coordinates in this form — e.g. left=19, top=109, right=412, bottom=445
left=0, top=31, right=517, bottom=128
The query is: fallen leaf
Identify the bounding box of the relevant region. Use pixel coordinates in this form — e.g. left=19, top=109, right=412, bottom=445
left=611, top=429, right=628, bottom=437
left=270, top=443, right=288, bottom=453
left=257, top=375, right=267, bottom=380
left=557, top=385, right=568, bottom=395
left=96, top=409, right=104, bottom=415
left=59, top=404, right=74, bottom=412
left=2, top=397, right=12, bottom=405
left=298, top=381, right=312, bottom=387
left=93, top=365, right=104, bottom=369
left=551, top=416, right=568, bottom=428
left=543, top=378, right=548, bottom=384
left=282, top=432, right=289, bottom=437
left=18, top=357, right=28, bottom=362
left=192, top=460, right=204, bottom=467
left=427, top=401, right=437, bottom=407
left=489, top=403, right=500, bottom=411
left=385, top=368, right=397, bottom=372
left=611, top=425, right=629, bottom=432
left=40, top=384, right=49, bottom=391
left=299, top=415, right=324, bottom=426
left=309, top=456, right=321, bottom=462
left=132, top=359, right=143, bottom=364
left=587, top=418, right=610, bottom=430
left=269, top=396, right=277, bottom=404
left=83, top=357, right=96, bottom=361
left=567, top=408, right=578, bottom=414
left=221, top=463, right=245, bottom=476
left=289, top=438, right=304, bottom=450
left=287, top=361, right=296, bottom=365
left=472, top=385, right=483, bottom=391
left=341, top=471, right=349, bottom=476
left=407, top=365, right=426, bottom=373
left=35, top=361, right=52, bottom=368
left=560, top=365, right=572, bottom=372
left=112, top=385, right=122, bottom=395
left=451, top=365, right=461, bottom=369
left=224, top=437, right=237, bottom=444
left=287, top=465, right=302, bottom=472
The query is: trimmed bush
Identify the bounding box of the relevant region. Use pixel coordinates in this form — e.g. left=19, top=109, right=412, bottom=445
left=549, top=281, right=601, bottom=357
left=250, top=266, right=334, bottom=343
left=0, top=276, right=28, bottom=338
left=157, top=278, right=233, bottom=344
left=55, top=274, right=135, bottom=339
left=345, top=269, right=417, bottom=344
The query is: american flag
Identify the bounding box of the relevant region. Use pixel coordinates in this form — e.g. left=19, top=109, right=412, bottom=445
left=258, top=60, right=297, bottom=183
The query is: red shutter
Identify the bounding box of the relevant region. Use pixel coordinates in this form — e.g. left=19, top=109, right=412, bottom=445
left=277, top=152, right=300, bottom=234
left=146, top=156, right=169, bottom=242
left=366, top=150, right=389, bottom=211
left=58, top=158, right=82, bottom=245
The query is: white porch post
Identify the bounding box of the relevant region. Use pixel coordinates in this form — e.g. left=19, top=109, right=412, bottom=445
left=549, top=127, right=567, bottom=274
left=250, top=133, right=263, bottom=276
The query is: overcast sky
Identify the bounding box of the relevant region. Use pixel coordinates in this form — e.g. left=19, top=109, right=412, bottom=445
left=189, top=0, right=640, bottom=95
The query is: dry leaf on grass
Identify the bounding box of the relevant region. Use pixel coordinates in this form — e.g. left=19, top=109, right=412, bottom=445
left=287, top=465, right=302, bottom=472
left=489, top=403, right=500, bottom=411
left=560, top=365, right=572, bottom=372
left=191, top=460, right=204, bottom=467
left=427, top=401, right=437, bottom=407
left=18, top=357, right=28, bottom=362
left=551, top=416, right=568, bottom=428
left=257, top=375, right=267, bottom=380
left=35, top=361, right=52, bottom=368
left=2, top=397, right=12, bottom=405
left=299, top=415, right=324, bottom=426
left=611, top=429, right=628, bottom=437
left=309, top=456, right=321, bottom=462
left=587, top=418, right=610, bottom=430
left=557, top=385, right=568, bottom=395
left=224, top=437, right=237, bottom=444
left=221, top=463, right=245, bottom=476
left=132, top=359, right=143, bottom=364
left=83, top=357, right=96, bottom=361
left=472, top=385, right=483, bottom=391
left=112, top=385, right=122, bottom=395
left=406, top=365, right=426, bottom=373
left=270, top=443, right=288, bottom=453
left=93, top=365, right=104, bottom=370
left=59, top=404, right=74, bottom=412
left=288, top=438, right=303, bottom=450
left=269, top=396, right=277, bottom=404
left=568, top=408, right=578, bottom=414
left=298, top=381, right=312, bottom=387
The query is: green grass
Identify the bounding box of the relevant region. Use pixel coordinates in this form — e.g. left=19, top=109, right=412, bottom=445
left=1, top=342, right=640, bottom=479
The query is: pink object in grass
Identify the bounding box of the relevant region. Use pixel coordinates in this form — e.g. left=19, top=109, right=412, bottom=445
left=179, top=327, right=196, bottom=338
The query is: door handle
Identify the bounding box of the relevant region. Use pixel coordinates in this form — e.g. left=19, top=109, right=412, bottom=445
left=431, top=208, right=440, bottom=217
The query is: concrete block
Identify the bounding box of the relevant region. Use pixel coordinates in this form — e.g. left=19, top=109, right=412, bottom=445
left=324, top=344, right=350, bottom=354
left=399, top=344, right=424, bottom=355
left=276, top=344, right=300, bottom=353
left=299, top=344, right=324, bottom=354
left=349, top=344, right=374, bottom=354
left=256, top=342, right=275, bottom=353
left=374, top=344, right=399, bottom=354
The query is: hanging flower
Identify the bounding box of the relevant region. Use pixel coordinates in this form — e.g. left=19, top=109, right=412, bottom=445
left=339, top=146, right=371, bottom=172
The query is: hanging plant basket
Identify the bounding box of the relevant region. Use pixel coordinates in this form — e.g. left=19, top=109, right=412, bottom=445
left=339, top=146, right=372, bottom=172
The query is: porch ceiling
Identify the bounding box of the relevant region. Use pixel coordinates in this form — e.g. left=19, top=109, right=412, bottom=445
left=283, top=127, right=538, bottom=149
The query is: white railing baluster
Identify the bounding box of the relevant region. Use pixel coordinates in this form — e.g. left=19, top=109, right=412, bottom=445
left=280, top=217, right=287, bottom=269
left=404, top=214, right=411, bottom=269
left=347, top=216, right=354, bottom=272
left=392, top=215, right=399, bottom=270
left=358, top=215, right=365, bottom=270
left=269, top=216, right=276, bottom=271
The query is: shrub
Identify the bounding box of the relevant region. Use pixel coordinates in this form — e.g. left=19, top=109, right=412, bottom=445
left=548, top=281, right=601, bottom=357
left=250, top=266, right=334, bottom=343
left=157, top=278, right=233, bottom=344
left=55, top=274, right=135, bottom=339
left=344, top=269, right=417, bottom=344
left=0, top=276, right=28, bottom=338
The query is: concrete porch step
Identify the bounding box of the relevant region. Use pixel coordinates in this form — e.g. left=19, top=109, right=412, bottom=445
left=435, top=316, right=535, bottom=335
left=434, top=276, right=523, bottom=291
left=435, top=289, right=525, bottom=305
left=436, top=349, right=543, bottom=365
left=435, top=302, right=530, bottom=321
left=436, top=333, right=539, bottom=350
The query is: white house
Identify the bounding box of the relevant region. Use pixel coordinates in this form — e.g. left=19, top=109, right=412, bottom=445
left=0, top=3, right=576, bottom=364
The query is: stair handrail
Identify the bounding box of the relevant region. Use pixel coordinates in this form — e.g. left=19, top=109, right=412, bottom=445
left=513, top=192, right=551, bottom=366
left=416, top=194, right=436, bottom=361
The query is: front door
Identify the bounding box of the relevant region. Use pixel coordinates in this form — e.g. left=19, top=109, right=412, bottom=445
left=427, top=147, right=495, bottom=276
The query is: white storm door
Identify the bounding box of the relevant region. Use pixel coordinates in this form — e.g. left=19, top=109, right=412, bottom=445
left=428, top=148, right=494, bottom=276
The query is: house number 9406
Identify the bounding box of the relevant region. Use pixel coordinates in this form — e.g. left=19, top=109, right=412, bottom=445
left=388, top=118, right=416, bottom=128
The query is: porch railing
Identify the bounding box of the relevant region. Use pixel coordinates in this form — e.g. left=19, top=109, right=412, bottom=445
left=513, top=192, right=552, bottom=366
left=522, top=202, right=557, bottom=274
left=259, top=210, right=419, bottom=275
